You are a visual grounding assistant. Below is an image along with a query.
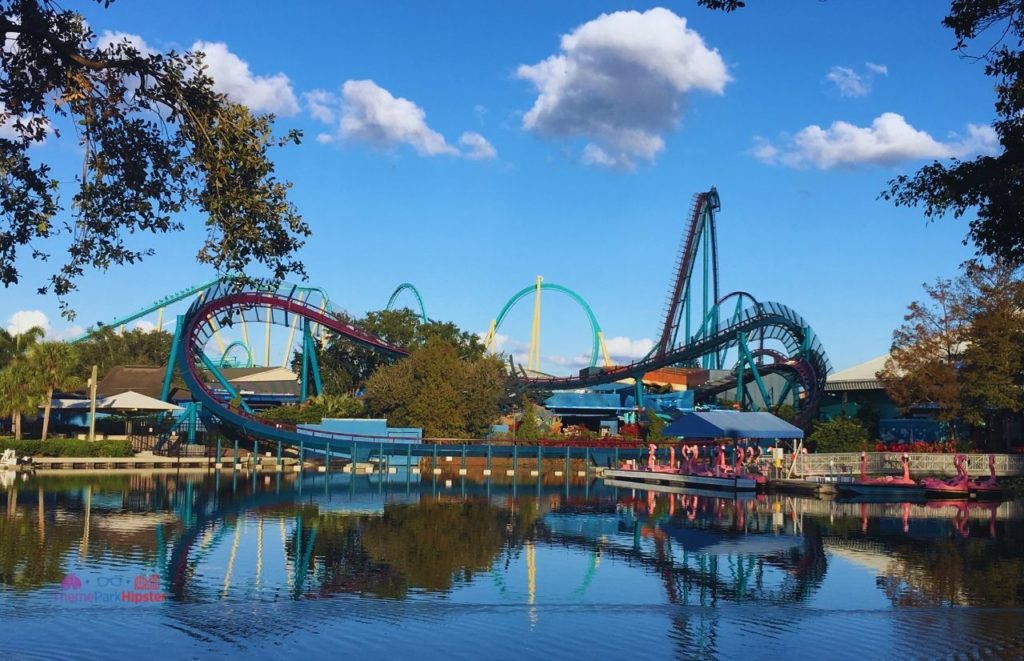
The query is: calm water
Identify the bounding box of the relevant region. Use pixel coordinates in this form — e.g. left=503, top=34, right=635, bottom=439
left=1, top=470, right=1023, bottom=660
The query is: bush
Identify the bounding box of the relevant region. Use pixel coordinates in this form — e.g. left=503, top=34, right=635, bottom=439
left=809, top=417, right=868, bottom=453
left=0, top=438, right=133, bottom=457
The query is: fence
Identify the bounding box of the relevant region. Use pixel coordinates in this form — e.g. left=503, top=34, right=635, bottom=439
left=791, top=452, right=1024, bottom=478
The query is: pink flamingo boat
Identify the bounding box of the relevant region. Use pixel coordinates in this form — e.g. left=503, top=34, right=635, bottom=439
left=836, top=452, right=925, bottom=499
left=920, top=453, right=970, bottom=498
left=967, top=454, right=1002, bottom=498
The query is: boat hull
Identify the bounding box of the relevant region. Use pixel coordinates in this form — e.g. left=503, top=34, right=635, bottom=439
left=835, top=482, right=926, bottom=500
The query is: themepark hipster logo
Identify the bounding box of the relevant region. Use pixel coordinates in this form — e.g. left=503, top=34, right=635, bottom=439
left=57, top=572, right=166, bottom=605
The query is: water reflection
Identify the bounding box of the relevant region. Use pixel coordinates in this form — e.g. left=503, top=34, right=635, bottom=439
left=1, top=470, right=1023, bottom=657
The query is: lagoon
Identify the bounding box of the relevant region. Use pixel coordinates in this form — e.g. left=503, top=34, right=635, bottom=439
left=1, top=471, right=1022, bottom=660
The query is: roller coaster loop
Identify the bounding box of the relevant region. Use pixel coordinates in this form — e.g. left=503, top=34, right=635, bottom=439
left=385, top=282, right=429, bottom=324
left=219, top=340, right=254, bottom=368
left=483, top=282, right=611, bottom=369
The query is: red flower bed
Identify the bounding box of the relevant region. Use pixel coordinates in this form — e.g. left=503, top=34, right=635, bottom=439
left=873, top=441, right=963, bottom=454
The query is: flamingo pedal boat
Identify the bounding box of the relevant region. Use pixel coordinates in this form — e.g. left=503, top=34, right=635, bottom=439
left=836, top=452, right=925, bottom=500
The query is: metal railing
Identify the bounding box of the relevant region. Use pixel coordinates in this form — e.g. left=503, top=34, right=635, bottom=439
left=791, top=452, right=1024, bottom=478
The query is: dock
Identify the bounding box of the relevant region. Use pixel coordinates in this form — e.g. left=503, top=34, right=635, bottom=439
left=601, top=467, right=759, bottom=491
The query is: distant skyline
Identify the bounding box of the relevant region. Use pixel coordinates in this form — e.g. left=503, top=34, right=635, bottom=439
left=3, top=2, right=996, bottom=372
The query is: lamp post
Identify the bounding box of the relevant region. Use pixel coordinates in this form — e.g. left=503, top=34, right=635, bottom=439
left=511, top=404, right=517, bottom=444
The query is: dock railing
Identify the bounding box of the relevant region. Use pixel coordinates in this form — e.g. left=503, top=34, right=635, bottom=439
left=793, top=452, right=1024, bottom=478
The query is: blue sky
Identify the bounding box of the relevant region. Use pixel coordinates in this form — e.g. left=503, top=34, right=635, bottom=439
left=2, top=1, right=998, bottom=373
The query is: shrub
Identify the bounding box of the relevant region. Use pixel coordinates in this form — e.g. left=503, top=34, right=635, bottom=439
left=809, top=417, right=868, bottom=453
left=0, top=438, right=133, bottom=457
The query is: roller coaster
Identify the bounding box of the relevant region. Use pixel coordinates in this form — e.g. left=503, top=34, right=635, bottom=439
left=72, top=187, right=829, bottom=451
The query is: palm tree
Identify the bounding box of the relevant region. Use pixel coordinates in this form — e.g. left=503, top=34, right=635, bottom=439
left=31, top=342, right=84, bottom=442
left=0, top=325, right=46, bottom=369
left=0, top=361, right=40, bottom=440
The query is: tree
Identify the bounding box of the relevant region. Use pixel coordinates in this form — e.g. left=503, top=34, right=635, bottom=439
left=809, top=417, right=869, bottom=453
left=259, top=394, right=364, bottom=425
left=70, top=327, right=173, bottom=376
left=364, top=338, right=508, bottom=438
left=31, top=341, right=83, bottom=441
left=957, top=262, right=1024, bottom=448
left=515, top=401, right=542, bottom=440
left=0, top=324, right=44, bottom=369
left=310, top=308, right=486, bottom=394
left=1, top=0, right=309, bottom=317
left=877, top=277, right=967, bottom=430
left=0, top=360, right=39, bottom=439
left=645, top=408, right=666, bottom=441
left=879, top=260, right=1024, bottom=449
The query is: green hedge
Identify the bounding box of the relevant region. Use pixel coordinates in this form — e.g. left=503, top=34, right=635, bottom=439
left=0, top=438, right=133, bottom=457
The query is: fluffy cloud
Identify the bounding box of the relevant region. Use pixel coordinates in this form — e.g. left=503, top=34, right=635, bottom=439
left=753, top=113, right=1000, bottom=169
left=603, top=336, right=655, bottom=361
left=6, top=310, right=49, bottom=336
left=826, top=62, right=888, bottom=98
left=96, top=30, right=156, bottom=56
left=306, top=80, right=495, bottom=159
left=5, top=310, right=82, bottom=340
left=192, top=41, right=299, bottom=115
left=133, top=320, right=157, bottom=332
left=458, top=132, right=497, bottom=160
left=516, top=7, right=729, bottom=169
left=94, top=33, right=298, bottom=115
left=547, top=336, right=655, bottom=369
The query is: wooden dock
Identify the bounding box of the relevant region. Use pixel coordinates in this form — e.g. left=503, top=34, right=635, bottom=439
left=602, top=468, right=758, bottom=491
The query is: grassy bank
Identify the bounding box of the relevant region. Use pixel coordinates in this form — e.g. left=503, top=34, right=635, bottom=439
left=0, top=438, right=133, bottom=457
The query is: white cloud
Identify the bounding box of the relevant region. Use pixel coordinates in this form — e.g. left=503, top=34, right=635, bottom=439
left=826, top=66, right=869, bottom=98
left=547, top=335, right=654, bottom=369
left=480, top=332, right=510, bottom=353
left=96, top=31, right=156, bottom=56
left=6, top=310, right=49, bottom=336
left=5, top=310, right=82, bottom=340
left=305, top=89, right=337, bottom=123
left=547, top=354, right=591, bottom=369
left=516, top=7, right=729, bottom=169
left=826, top=63, right=889, bottom=97
left=603, top=336, right=655, bottom=361
left=191, top=41, right=299, bottom=115
left=307, top=81, right=494, bottom=159
left=753, top=113, right=1000, bottom=169
left=458, top=131, right=497, bottom=159
left=133, top=320, right=156, bottom=332
left=93, top=33, right=299, bottom=116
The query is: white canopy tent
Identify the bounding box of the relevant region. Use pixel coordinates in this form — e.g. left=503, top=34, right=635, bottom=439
left=48, top=391, right=183, bottom=438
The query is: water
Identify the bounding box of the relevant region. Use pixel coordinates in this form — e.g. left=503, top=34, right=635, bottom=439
left=1, top=470, right=1023, bottom=660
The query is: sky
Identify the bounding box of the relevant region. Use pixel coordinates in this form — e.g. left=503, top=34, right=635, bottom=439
left=1, top=1, right=1000, bottom=374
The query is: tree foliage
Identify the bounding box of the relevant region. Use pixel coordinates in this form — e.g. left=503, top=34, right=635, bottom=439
left=69, top=327, right=173, bottom=375
left=646, top=408, right=666, bottom=441
left=0, top=324, right=44, bottom=368
left=311, top=308, right=485, bottom=394
left=809, top=417, right=869, bottom=453
left=363, top=338, right=508, bottom=438
left=880, top=261, right=1024, bottom=448
left=0, top=359, right=37, bottom=439
left=258, top=394, right=363, bottom=425
left=1, top=0, right=309, bottom=317
left=878, top=277, right=967, bottom=424
left=30, top=341, right=82, bottom=441
left=957, top=263, right=1024, bottom=444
